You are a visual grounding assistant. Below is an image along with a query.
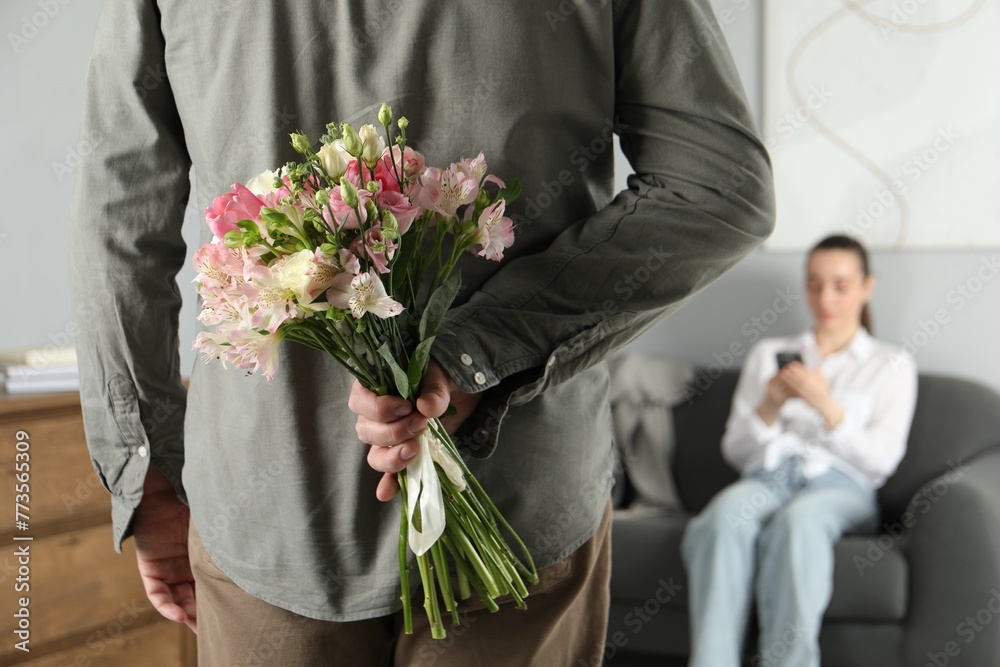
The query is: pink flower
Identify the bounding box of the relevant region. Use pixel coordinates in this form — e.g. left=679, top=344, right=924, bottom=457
left=377, top=190, right=420, bottom=235
left=326, top=270, right=403, bottom=319
left=241, top=264, right=299, bottom=333
left=344, top=154, right=401, bottom=195
left=351, top=228, right=396, bottom=274
left=204, top=183, right=265, bottom=239
left=224, top=328, right=285, bottom=382
left=382, top=145, right=426, bottom=180
left=416, top=166, right=477, bottom=217
left=457, top=152, right=505, bottom=188
left=471, top=199, right=515, bottom=261
left=322, top=185, right=373, bottom=231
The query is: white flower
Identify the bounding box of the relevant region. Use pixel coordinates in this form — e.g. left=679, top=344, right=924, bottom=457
left=317, top=141, right=350, bottom=181
left=359, top=124, right=386, bottom=168
left=245, top=169, right=281, bottom=196
left=278, top=248, right=341, bottom=304
left=327, top=269, right=403, bottom=319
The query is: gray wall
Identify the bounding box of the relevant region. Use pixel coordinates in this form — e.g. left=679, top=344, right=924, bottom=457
left=3, top=1, right=997, bottom=393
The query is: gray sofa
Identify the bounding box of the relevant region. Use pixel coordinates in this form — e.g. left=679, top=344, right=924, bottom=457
left=606, top=368, right=1000, bottom=667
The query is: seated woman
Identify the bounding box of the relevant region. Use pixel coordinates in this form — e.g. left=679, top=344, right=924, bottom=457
left=680, top=234, right=918, bottom=667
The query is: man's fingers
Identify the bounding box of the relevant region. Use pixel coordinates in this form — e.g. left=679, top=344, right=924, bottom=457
left=141, top=576, right=187, bottom=624
left=376, top=473, right=400, bottom=502
left=367, top=438, right=418, bottom=473
left=348, top=380, right=414, bottom=421
left=416, top=365, right=451, bottom=419
left=356, top=414, right=427, bottom=447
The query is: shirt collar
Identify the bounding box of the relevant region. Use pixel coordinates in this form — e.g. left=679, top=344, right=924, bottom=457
left=800, top=327, right=874, bottom=364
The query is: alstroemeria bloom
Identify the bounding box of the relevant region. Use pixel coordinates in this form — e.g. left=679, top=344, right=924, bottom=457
left=205, top=183, right=265, bottom=239
left=193, top=242, right=245, bottom=294
left=416, top=166, right=477, bottom=217
left=278, top=248, right=344, bottom=303
left=351, top=228, right=396, bottom=274
left=241, top=264, right=300, bottom=333
left=457, top=152, right=505, bottom=188
left=224, top=328, right=285, bottom=381
left=471, top=199, right=515, bottom=261
left=327, top=270, right=403, bottom=319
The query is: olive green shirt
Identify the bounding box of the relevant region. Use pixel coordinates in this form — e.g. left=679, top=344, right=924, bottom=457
left=68, top=0, right=774, bottom=621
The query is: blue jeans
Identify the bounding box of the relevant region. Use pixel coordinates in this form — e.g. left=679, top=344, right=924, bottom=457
left=680, top=457, right=879, bottom=667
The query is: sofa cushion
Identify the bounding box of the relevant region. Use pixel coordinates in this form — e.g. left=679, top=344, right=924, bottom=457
left=610, top=511, right=908, bottom=622
left=878, top=374, right=1000, bottom=525
left=671, top=370, right=742, bottom=514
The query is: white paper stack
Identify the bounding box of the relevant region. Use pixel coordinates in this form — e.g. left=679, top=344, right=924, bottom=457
left=0, top=347, right=79, bottom=394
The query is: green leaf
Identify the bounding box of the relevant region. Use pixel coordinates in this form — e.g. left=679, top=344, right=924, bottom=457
left=377, top=342, right=411, bottom=399
left=419, top=273, right=461, bottom=341
left=406, top=336, right=437, bottom=392
left=498, top=178, right=522, bottom=205
left=389, top=231, right=419, bottom=296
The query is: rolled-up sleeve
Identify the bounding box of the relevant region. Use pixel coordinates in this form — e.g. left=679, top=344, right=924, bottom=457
left=433, top=0, right=776, bottom=457
left=67, top=0, right=191, bottom=552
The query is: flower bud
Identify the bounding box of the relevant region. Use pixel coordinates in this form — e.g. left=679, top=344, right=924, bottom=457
left=359, top=124, right=386, bottom=168
left=341, top=123, right=362, bottom=157
left=315, top=189, right=331, bottom=207
left=381, top=211, right=399, bottom=240
left=397, top=117, right=409, bottom=131
left=290, top=132, right=311, bottom=154
left=319, top=242, right=338, bottom=256
left=317, top=142, right=349, bottom=181
left=340, top=177, right=359, bottom=208
left=378, top=103, right=393, bottom=127
left=366, top=180, right=379, bottom=193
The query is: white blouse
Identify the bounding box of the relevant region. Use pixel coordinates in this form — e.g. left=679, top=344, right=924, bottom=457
left=721, top=327, right=918, bottom=489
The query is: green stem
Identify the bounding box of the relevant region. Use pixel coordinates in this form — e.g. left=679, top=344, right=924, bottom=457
left=398, top=472, right=413, bottom=635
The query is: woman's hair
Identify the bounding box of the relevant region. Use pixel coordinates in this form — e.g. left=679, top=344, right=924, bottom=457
left=808, top=234, right=873, bottom=334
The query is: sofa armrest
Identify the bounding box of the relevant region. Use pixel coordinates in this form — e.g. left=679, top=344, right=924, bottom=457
left=903, top=445, right=1000, bottom=665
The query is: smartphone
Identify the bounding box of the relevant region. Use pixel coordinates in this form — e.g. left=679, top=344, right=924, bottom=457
left=776, top=351, right=803, bottom=369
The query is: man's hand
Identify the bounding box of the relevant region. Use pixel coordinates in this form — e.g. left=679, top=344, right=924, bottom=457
left=349, top=359, right=482, bottom=501
left=133, top=465, right=197, bottom=634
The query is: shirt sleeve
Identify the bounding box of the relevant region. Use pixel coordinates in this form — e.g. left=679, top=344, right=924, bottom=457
left=721, top=340, right=781, bottom=472
left=821, top=352, right=918, bottom=484
left=434, top=0, right=776, bottom=457
left=67, top=0, right=191, bottom=553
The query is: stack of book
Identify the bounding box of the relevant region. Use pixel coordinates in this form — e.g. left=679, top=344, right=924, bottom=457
left=0, top=346, right=79, bottom=394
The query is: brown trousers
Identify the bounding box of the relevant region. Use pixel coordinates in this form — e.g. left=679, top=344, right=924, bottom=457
left=188, top=496, right=612, bottom=667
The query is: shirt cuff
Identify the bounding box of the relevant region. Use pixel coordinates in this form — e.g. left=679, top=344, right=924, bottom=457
left=749, top=408, right=782, bottom=444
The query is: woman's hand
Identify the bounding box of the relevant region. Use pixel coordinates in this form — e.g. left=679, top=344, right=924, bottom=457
left=757, top=367, right=796, bottom=425
left=348, top=359, right=482, bottom=501
left=779, top=362, right=844, bottom=429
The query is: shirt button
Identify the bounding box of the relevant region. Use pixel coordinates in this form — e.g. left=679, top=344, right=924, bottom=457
left=474, top=372, right=486, bottom=385
left=137, top=445, right=148, bottom=457
left=460, top=353, right=473, bottom=366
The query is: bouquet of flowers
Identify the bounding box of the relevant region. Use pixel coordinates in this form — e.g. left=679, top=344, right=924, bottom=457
left=191, top=104, right=536, bottom=638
